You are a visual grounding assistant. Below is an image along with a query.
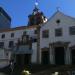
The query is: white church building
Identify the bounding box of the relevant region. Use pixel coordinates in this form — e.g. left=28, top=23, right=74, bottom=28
left=0, top=10, right=75, bottom=66
left=40, top=11, right=75, bottom=65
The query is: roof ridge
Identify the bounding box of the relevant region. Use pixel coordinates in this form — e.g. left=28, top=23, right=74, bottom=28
left=0, top=25, right=38, bottom=33
left=40, top=10, right=75, bottom=28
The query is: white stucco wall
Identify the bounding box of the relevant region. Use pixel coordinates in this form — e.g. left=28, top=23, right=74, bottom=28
left=31, top=42, right=37, bottom=63
left=0, top=48, right=11, bottom=60
left=0, top=48, right=10, bottom=68
left=40, top=11, right=75, bottom=49
left=0, top=27, right=37, bottom=49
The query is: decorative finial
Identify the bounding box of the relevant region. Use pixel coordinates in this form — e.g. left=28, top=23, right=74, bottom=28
left=35, top=0, right=38, bottom=7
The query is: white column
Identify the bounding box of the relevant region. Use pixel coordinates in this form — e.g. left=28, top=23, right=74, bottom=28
left=39, top=48, right=41, bottom=64
left=68, top=49, right=71, bottom=64
left=50, top=45, right=55, bottom=64
left=65, top=46, right=71, bottom=65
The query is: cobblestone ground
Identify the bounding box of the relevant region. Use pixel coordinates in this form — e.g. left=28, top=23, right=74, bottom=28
left=0, top=65, right=75, bottom=75
left=31, top=70, right=51, bottom=75
left=31, top=65, right=75, bottom=75
left=31, top=70, right=71, bottom=75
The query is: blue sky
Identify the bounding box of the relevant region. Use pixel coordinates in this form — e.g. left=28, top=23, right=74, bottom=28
left=0, top=0, right=75, bottom=27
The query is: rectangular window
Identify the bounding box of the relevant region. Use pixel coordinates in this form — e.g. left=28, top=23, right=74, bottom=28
left=42, top=30, right=49, bottom=38
left=69, top=26, right=75, bottom=35
left=11, top=33, right=14, bottom=37
left=9, top=41, right=14, bottom=48
left=55, top=28, right=62, bottom=37
left=23, top=31, right=26, bottom=35
left=0, top=42, right=4, bottom=48
left=34, top=30, right=37, bottom=34
left=32, top=38, right=37, bottom=42
left=1, top=34, right=5, bottom=39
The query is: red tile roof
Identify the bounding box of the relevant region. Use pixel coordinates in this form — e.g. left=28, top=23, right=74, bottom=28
left=0, top=25, right=38, bottom=33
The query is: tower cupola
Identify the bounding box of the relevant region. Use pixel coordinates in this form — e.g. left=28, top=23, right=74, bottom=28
left=28, top=0, right=47, bottom=26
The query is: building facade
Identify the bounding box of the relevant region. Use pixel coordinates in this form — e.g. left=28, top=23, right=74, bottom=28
left=0, top=7, right=11, bottom=29
left=0, top=48, right=11, bottom=68
left=0, top=25, right=38, bottom=64
left=0, top=10, right=75, bottom=66
left=40, top=11, right=75, bottom=65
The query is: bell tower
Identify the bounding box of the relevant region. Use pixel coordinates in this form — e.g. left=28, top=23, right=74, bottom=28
left=28, top=0, right=47, bottom=26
